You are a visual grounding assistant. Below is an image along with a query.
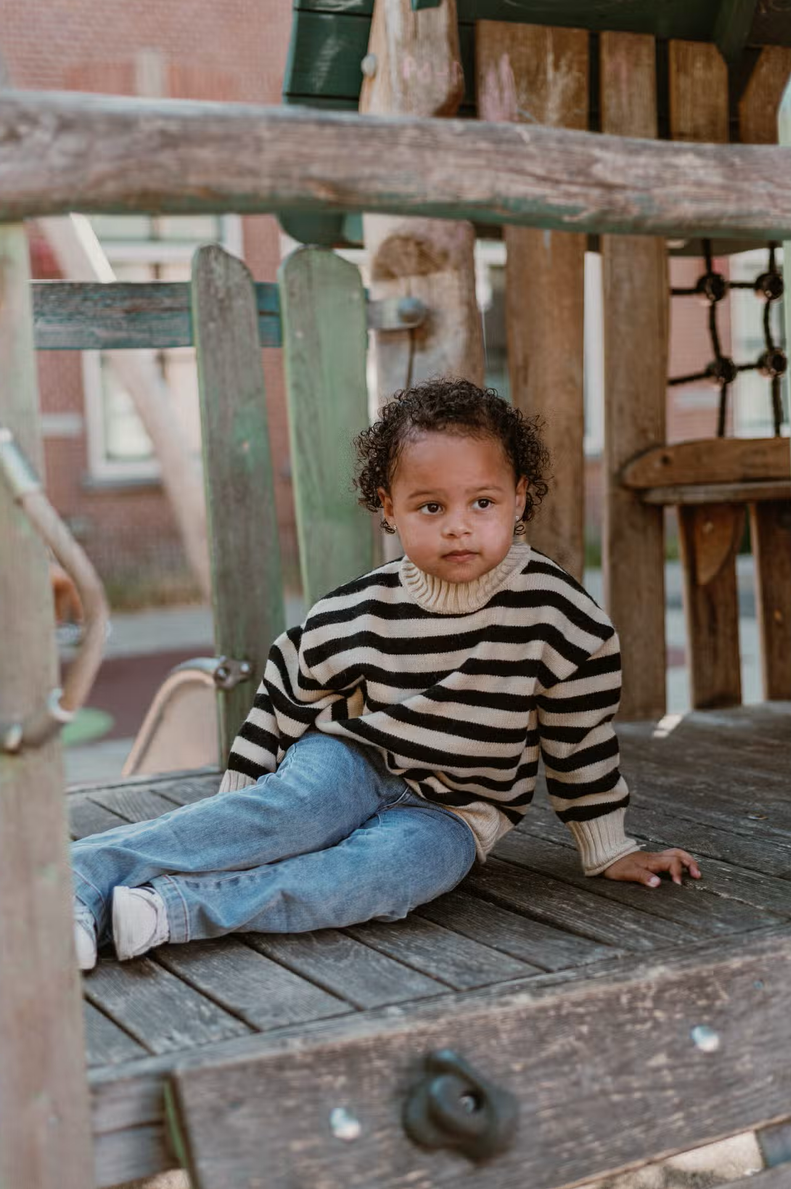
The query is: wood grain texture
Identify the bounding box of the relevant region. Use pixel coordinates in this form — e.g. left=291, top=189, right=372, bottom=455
left=169, top=925, right=791, bottom=1189
left=278, top=247, right=374, bottom=604
left=668, top=41, right=730, bottom=143
left=84, top=1001, right=149, bottom=1068
left=361, top=0, right=484, bottom=411
left=600, top=32, right=668, bottom=720
left=739, top=46, right=791, bottom=143
left=622, top=437, right=791, bottom=488
left=32, top=280, right=282, bottom=350
left=477, top=21, right=587, bottom=577
left=641, top=480, right=791, bottom=505
left=750, top=500, right=791, bottom=699
left=4, top=91, right=791, bottom=239
left=0, top=224, right=96, bottom=1189
left=191, top=245, right=285, bottom=759
left=678, top=503, right=744, bottom=708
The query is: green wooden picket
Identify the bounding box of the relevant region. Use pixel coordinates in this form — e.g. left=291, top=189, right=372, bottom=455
left=278, top=247, right=374, bottom=606
left=191, top=244, right=285, bottom=759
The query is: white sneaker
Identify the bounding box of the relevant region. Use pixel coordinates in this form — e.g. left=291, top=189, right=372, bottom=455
left=112, top=886, right=170, bottom=961
left=74, top=904, right=97, bottom=972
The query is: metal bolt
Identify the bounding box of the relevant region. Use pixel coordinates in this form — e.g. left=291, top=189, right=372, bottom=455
left=691, top=1025, right=720, bottom=1053
left=361, top=53, right=377, bottom=78
left=330, top=1107, right=362, bottom=1141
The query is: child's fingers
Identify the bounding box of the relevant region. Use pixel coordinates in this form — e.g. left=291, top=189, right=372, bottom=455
left=657, top=848, right=702, bottom=881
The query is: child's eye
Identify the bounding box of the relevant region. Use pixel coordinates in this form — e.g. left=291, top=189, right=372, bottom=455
left=419, top=502, right=442, bottom=515
left=474, top=498, right=494, bottom=510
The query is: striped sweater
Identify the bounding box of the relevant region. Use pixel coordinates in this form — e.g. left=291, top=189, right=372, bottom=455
left=220, top=543, right=640, bottom=876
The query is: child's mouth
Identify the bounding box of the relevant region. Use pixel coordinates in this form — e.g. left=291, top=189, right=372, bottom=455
left=444, top=551, right=477, bottom=561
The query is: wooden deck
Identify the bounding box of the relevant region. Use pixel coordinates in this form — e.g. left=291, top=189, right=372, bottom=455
left=70, top=703, right=791, bottom=1189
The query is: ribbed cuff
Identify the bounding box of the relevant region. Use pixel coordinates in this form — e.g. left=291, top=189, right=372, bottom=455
left=218, top=768, right=259, bottom=794
left=566, top=807, right=642, bottom=876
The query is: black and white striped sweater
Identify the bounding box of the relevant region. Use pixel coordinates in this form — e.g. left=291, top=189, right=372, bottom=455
left=220, top=543, right=640, bottom=876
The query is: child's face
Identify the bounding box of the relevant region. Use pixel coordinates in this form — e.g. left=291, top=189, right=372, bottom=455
left=378, top=431, right=528, bottom=584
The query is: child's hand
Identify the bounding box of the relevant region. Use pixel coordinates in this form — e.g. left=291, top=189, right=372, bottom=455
left=603, top=849, right=701, bottom=888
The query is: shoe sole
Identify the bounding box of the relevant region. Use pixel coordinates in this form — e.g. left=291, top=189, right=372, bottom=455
left=112, top=886, right=144, bottom=961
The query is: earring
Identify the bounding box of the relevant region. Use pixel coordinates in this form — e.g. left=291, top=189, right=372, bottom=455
left=381, top=518, right=397, bottom=535
left=513, top=520, right=526, bottom=536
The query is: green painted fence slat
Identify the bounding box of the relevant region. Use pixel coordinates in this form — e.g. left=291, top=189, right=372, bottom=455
left=192, top=245, right=285, bottom=759
left=278, top=247, right=373, bottom=606
left=32, top=281, right=281, bottom=350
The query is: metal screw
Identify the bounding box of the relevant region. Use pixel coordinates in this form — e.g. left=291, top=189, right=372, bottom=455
left=361, top=53, right=377, bottom=78
left=330, top=1107, right=362, bottom=1141
left=691, top=1025, right=720, bottom=1053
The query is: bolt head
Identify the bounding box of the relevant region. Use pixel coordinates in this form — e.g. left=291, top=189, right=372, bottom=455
left=330, top=1107, right=361, bottom=1141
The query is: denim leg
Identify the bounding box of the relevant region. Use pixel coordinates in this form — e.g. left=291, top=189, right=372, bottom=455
left=71, top=732, right=407, bottom=942
left=153, top=792, right=478, bottom=943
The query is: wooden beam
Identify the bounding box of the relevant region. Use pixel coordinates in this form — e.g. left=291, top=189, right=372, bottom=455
left=0, top=226, right=95, bottom=1188
left=621, top=438, right=791, bottom=489
left=641, top=480, right=791, bottom=505
left=477, top=22, right=588, bottom=578
left=361, top=0, right=484, bottom=415
left=750, top=501, right=791, bottom=700
left=191, top=245, right=286, bottom=759
left=739, top=46, right=791, bottom=143
left=167, top=924, right=791, bottom=1189
left=278, top=247, right=374, bottom=604
left=669, top=40, right=742, bottom=712
left=3, top=91, right=791, bottom=239
left=600, top=32, right=667, bottom=720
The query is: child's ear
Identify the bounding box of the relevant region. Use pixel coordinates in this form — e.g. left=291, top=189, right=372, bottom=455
left=515, top=475, right=528, bottom=510
left=377, top=487, right=395, bottom=520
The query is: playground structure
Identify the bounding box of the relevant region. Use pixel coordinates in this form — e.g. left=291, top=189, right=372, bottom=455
left=1, top=2, right=791, bottom=1187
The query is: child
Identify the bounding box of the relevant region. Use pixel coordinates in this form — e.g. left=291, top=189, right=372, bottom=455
left=72, top=378, right=701, bottom=971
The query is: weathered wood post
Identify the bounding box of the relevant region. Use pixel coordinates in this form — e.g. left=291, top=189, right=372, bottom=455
left=600, top=32, right=668, bottom=720
left=0, top=226, right=95, bottom=1188
left=360, top=0, right=484, bottom=407
left=477, top=23, right=588, bottom=578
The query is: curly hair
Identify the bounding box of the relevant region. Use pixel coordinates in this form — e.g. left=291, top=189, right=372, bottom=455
left=353, top=378, right=550, bottom=529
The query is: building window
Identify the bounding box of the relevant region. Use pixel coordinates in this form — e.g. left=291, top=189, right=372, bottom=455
left=82, top=215, right=242, bottom=482
left=730, top=246, right=789, bottom=438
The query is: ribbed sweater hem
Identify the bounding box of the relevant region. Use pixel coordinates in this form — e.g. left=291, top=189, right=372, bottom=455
left=566, top=809, right=642, bottom=876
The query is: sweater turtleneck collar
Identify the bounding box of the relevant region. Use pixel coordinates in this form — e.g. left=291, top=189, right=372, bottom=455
left=399, top=542, right=531, bottom=615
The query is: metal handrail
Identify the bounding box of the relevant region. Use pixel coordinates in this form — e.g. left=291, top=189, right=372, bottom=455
left=0, top=427, right=109, bottom=752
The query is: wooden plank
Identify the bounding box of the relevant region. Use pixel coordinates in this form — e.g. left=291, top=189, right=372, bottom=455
left=247, top=929, right=449, bottom=1008
left=678, top=503, right=744, bottom=708
left=750, top=501, right=791, bottom=700
left=477, top=22, right=587, bottom=578
left=84, top=958, right=251, bottom=1054
left=5, top=93, right=791, bottom=240
left=642, top=480, right=791, bottom=504
left=346, top=913, right=540, bottom=987
left=278, top=248, right=373, bottom=604
left=154, top=935, right=354, bottom=1030
left=32, top=280, right=282, bottom=350
left=94, top=1124, right=177, bottom=1189
left=68, top=794, right=129, bottom=840
left=0, top=224, right=95, bottom=1189
left=725, top=1167, right=791, bottom=1189
left=466, top=856, right=701, bottom=949
left=84, top=1001, right=148, bottom=1068
left=600, top=32, right=667, bottom=720
left=416, top=889, right=622, bottom=970
left=168, top=925, right=791, bottom=1189
left=361, top=0, right=485, bottom=416
left=87, top=785, right=188, bottom=825
left=192, top=245, right=286, bottom=759
left=621, top=437, right=791, bottom=488
left=739, top=46, right=791, bottom=143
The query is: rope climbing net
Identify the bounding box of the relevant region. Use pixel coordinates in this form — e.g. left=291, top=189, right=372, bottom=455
left=669, top=240, right=787, bottom=438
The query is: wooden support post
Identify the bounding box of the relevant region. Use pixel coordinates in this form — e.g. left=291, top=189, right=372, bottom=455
left=191, top=245, right=285, bottom=760
left=749, top=501, right=791, bottom=699
left=0, top=226, right=95, bottom=1188
left=738, top=46, right=791, bottom=144
left=278, top=247, right=374, bottom=605
left=669, top=40, right=743, bottom=709
left=360, top=0, right=484, bottom=408
left=477, top=23, right=588, bottom=578
left=600, top=32, right=667, bottom=720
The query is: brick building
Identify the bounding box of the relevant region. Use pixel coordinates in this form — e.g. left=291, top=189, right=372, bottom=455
left=3, top=3, right=786, bottom=603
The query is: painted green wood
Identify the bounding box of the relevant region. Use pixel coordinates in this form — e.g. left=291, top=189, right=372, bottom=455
left=278, top=247, right=373, bottom=605
left=0, top=225, right=95, bottom=1189
left=32, top=281, right=281, bottom=350
left=714, top=0, right=758, bottom=61
left=191, top=245, right=285, bottom=760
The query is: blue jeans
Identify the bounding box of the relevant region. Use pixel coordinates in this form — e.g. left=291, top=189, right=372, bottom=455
left=71, top=732, right=477, bottom=946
